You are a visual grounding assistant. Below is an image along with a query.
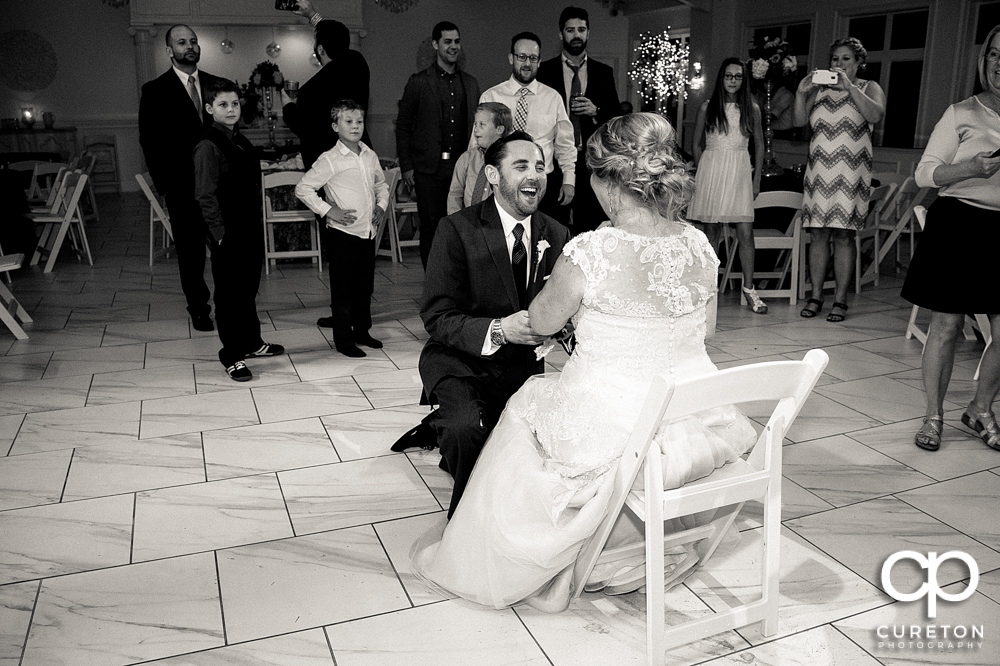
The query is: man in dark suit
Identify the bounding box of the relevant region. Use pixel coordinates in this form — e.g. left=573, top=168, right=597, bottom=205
left=537, top=6, right=620, bottom=235
left=139, top=24, right=222, bottom=332
left=393, top=132, right=570, bottom=518
left=396, top=21, right=481, bottom=268
left=282, top=17, right=371, bottom=168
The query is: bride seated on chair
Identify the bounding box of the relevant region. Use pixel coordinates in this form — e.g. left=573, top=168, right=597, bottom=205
left=410, top=112, right=757, bottom=612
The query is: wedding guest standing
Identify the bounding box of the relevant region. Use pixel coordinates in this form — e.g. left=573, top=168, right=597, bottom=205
left=139, top=25, right=221, bottom=332
left=688, top=57, right=767, bottom=314
left=396, top=21, right=480, bottom=268
left=793, top=37, right=884, bottom=323
left=902, top=25, right=1000, bottom=453
left=537, top=6, right=619, bottom=234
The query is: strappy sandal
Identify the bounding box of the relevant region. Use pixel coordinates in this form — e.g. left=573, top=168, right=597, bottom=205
left=961, top=403, right=1000, bottom=451
left=914, top=415, right=943, bottom=451
left=826, top=302, right=849, bottom=323
left=743, top=286, right=768, bottom=314
left=800, top=298, right=823, bottom=318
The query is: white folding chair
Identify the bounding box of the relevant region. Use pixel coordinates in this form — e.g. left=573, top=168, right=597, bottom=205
left=571, top=350, right=829, bottom=661
left=262, top=171, right=322, bottom=274
left=29, top=166, right=69, bottom=214
left=392, top=175, right=420, bottom=260
left=77, top=152, right=100, bottom=224
left=904, top=205, right=992, bottom=380
left=722, top=190, right=802, bottom=305
left=26, top=161, right=66, bottom=204
left=135, top=173, right=174, bottom=267
left=0, top=242, right=32, bottom=340
left=854, top=182, right=896, bottom=290
left=30, top=172, right=93, bottom=273
left=376, top=167, right=404, bottom=263
left=875, top=177, right=937, bottom=276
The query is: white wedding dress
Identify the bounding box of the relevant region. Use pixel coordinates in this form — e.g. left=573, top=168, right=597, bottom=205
left=411, top=225, right=757, bottom=610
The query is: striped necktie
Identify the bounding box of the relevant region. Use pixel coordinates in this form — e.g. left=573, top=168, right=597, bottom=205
left=511, top=223, right=527, bottom=308
left=187, top=76, right=201, bottom=114
left=513, top=87, right=530, bottom=132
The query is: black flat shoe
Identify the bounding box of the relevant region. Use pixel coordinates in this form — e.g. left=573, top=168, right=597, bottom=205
left=800, top=298, right=823, bottom=318
left=335, top=343, right=366, bottom=358
left=390, top=421, right=438, bottom=452
left=192, top=315, right=214, bottom=332
left=354, top=333, right=383, bottom=349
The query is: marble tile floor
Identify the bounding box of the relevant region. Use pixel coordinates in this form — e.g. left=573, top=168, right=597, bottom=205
left=1, top=193, right=998, bottom=665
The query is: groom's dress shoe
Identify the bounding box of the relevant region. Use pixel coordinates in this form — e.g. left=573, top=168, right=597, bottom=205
left=391, top=421, right=437, bottom=452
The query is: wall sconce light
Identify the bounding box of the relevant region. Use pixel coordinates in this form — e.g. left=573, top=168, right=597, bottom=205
left=21, top=107, right=36, bottom=128
left=688, top=62, right=704, bottom=91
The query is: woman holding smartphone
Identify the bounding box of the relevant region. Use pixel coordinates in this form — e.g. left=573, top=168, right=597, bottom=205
left=902, top=25, right=1000, bottom=452
left=688, top=58, right=767, bottom=314
left=793, top=37, right=885, bottom=323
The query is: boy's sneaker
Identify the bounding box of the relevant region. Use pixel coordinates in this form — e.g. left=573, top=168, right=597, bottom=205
left=354, top=333, right=383, bottom=349
left=226, top=360, right=253, bottom=382
left=246, top=343, right=284, bottom=358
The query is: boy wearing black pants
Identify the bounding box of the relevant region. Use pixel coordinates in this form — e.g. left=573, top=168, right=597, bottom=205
left=295, top=99, right=389, bottom=357
left=193, top=78, right=283, bottom=381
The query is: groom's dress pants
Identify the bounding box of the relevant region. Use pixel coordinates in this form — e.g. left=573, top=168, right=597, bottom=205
left=432, top=374, right=522, bottom=519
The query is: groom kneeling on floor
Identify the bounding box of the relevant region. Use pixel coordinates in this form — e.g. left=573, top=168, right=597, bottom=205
left=391, top=131, right=571, bottom=518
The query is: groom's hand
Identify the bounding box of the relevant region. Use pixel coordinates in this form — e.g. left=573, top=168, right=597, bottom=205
left=501, top=311, right=548, bottom=346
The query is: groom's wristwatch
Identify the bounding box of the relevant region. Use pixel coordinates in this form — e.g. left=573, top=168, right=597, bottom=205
left=490, top=318, right=507, bottom=346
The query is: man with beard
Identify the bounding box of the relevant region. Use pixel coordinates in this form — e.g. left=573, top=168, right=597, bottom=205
left=139, top=25, right=223, bottom=332
left=282, top=4, right=371, bottom=168
left=479, top=32, right=577, bottom=225
left=538, top=6, right=620, bottom=235
left=391, top=132, right=570, bottom=518
left=396, top=21, right=480, bottom=268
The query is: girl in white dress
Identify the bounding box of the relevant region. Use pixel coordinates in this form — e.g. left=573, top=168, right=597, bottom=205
left=411, top=113, right=756, bottom=612
left=688, top=58, right=767, bottom=314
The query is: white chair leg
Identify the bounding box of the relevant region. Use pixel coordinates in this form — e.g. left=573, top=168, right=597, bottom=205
left=643, top=444, right=665, bottom=666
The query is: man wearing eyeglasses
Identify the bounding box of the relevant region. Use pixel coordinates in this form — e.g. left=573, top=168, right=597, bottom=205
left=538, top=6, right=620, bottom=235
left=479, top=32, right=576, bottom=225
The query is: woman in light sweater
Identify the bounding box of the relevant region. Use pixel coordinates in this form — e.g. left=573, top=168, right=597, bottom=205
left=902, top=25, right=1000, bottom=452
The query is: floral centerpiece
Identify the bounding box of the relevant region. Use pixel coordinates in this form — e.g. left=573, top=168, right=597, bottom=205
left=241, top=61, right=284, bottom=127
left=747, top=36, right=796, bottom=84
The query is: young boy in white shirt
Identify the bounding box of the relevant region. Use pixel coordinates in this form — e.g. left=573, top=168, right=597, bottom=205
left=295, top=99, right=389, bottom=357
left=446, top=102, right=511, bottom=215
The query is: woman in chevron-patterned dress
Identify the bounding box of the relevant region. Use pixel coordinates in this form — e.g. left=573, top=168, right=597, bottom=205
left=793, top=38, right=885, bottom=322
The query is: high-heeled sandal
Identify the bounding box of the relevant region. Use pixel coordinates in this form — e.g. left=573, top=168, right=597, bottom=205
left=742, top=286, right=768, bottom=314
left=961, top=404, right=1000, bottom=451
left=914, top=415, right=943, bottom=451
left=826, top=302, right=849, bottom=323
left=800, top=298, right=823, bottom=318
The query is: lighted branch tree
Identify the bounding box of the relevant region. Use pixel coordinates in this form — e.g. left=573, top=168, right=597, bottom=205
left=629, top=30, right=689, bottom=114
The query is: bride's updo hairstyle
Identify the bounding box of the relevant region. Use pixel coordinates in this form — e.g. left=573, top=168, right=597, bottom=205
left=586, top=112, right=693, bottom=221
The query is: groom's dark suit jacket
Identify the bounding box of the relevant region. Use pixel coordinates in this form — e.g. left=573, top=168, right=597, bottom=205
left=419, top=197, right=571, bottom=401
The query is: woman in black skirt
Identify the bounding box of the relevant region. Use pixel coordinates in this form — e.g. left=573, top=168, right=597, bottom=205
left=902, top=25, right=1000, bottom=452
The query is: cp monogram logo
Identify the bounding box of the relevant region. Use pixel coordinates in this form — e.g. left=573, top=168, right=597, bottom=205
left=881, top=551, right=979, bottom=618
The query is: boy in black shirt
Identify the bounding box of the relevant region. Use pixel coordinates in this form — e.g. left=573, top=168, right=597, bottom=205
left=193, top=78, right=283, bottom=381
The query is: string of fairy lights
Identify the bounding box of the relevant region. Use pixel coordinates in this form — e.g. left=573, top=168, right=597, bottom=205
left=629, top=29, right=690, bottom=107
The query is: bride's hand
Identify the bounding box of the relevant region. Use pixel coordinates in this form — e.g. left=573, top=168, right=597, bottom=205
left=502, top=311, right=549, bottom=345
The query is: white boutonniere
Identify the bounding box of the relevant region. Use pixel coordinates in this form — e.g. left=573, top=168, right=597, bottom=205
left=535, top=238, right=549, bottom=272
